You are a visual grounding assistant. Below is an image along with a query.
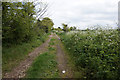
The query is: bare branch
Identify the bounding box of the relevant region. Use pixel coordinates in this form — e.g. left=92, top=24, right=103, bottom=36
left=36, top=3, right=49, bottom=19
left=32, top=0, right=49, bottom=19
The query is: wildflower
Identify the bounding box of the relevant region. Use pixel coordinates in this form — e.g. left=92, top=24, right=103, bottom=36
left=62, top=70, right=65, bottom=74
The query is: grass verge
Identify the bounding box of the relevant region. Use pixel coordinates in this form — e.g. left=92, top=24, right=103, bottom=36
left=2, top=33, right=49, bottom=75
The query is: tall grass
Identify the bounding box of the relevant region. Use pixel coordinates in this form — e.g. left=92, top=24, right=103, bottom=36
left=2, top=33, right=49, bottom=74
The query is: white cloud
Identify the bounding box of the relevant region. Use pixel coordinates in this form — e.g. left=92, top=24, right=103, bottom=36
left=43, top=0, right=119, bottom=29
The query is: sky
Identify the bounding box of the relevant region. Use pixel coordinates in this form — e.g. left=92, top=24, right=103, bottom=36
left=42, top=0, right=119, bottom=29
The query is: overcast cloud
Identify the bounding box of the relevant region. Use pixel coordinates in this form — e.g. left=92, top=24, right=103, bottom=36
left=44, top=0, right=119, bottom=29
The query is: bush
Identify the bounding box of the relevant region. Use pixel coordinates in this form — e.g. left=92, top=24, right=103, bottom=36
left=60, top=30, right=119, bottom=79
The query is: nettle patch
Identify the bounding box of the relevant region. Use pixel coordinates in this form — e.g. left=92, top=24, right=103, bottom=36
left=60, top=30, right=119, bottom=79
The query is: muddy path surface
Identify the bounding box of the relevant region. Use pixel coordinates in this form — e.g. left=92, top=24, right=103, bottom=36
left=55, top=34, right=73, bottom=78
left=3, top=34, right=54, bottom=78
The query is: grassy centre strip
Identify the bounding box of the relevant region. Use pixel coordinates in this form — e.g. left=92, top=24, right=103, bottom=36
left=25, top=37, right=59, bottom=78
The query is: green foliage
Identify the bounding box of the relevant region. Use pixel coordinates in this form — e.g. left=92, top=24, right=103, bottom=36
left=61, top=23, right=76, bottom=32
left=2, top=1, right=55, bottom=77
left=25, top=38, right=59, bottom=78
left=70, top=26, right=76, bottom=31
left=70, top=27, right=73, bottom=31
left=57, top=27, right=62, bottom=31
left=2, top=2, right=36, bottom=44
left=62, top=23, right=69, bottom=32
left=49, top=39, right=55, bottom=46
left=35, top=17, right=54, bottom=34
left=25, top=52, right=59, bottom=78
left=2, top=33, right=49, bottom=74
left=41, top=17, right=54, bottom=33
left=38, top=17, right=54, bottom=33
left=2, top=2, right=54, bottom=45
left=60, top=30, right=119, bottom=79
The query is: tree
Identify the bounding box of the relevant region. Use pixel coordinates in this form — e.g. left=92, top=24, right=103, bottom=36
left=62, top=23, right=68, bottom=32
left=2, top=2, right=36, bottom=44
left=57, top=27, right=62, bottom=31
left=73, top=26, right=76, bottom=30
left=70, top=27, right=73, bottom=31
left=2, top=1, right=54, bottom=45
left=41, top=17, right=54, bottom=33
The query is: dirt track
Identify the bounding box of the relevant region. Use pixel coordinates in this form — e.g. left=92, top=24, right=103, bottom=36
left=55, top=34, right=73, bottom=78
left=3, top=34, right=53, bottom=78
left=3, top=34, right=73, bottom=78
